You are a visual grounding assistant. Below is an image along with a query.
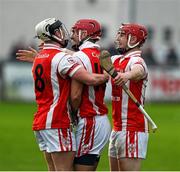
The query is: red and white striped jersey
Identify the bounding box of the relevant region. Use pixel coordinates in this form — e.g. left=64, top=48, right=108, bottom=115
left=111, top=50, right=149, bottom=132
left=73, top=41, right=108, bottom=117
left=32, top=43, right=81, bottom=130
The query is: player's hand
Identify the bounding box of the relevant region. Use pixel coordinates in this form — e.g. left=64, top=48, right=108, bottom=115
left=16, top=47, right=38, bottom=63
left=114, top=72, right=129, bottom=86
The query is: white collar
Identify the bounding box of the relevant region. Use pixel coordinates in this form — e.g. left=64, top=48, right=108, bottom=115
left=79, top=41, right=100, bottom=50
left=43, top=43, right=64, bottom=51
left=124, top=50, right=142, bottom=58
left=119, top=50, right=142, bottom=63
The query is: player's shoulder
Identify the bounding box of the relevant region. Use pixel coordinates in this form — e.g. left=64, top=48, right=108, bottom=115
left=51, top=51, right=74, bottom=67
left=127, top=51, right=144, bottom=62
left=128, top=54, right=148, bottom=71
left=130, top=56, right=145, bottom=65
left=73, top=50, right=87, bottom=58
left=72, top=50, right=87, bottom=64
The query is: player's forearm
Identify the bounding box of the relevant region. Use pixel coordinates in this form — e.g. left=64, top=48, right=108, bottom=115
left=80, top=73, right=108, bottom=86
left=70, top=80, right=83, bottom=110
left=90, top=73, right=108, bottom=85
left=72, top=68, right=108, bottom=86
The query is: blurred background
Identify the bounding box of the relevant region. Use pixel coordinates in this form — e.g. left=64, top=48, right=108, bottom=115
left=1, top=0, right=180, bottom=102
left=0, top=0, right=180, bottom=171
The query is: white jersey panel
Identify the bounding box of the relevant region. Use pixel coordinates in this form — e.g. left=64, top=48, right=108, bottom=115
left=45, top=54, right=61, bottom=128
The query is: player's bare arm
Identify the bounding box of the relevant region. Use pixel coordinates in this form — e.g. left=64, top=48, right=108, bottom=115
left=72, top=67, right=109, bottom=86
left=129, top=63, right=146, bottom=80
left=114, top=64, right=145, bottom=85
left=70, top=79, right=83, bottom=111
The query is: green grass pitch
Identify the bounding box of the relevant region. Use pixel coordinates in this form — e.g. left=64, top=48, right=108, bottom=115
left=0, top=102, right=179, bottom=171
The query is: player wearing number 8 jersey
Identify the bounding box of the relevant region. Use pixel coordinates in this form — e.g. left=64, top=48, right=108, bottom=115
left=70, top=19, right=111, bottom=171
left=32, top=44, right=78, bottom=130
left=31, top=18, right=108, bottom=171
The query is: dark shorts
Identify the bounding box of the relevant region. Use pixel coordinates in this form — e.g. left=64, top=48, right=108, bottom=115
left=74, top=154, right=100, bottom=166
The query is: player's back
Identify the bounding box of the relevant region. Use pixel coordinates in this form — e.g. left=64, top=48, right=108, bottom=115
left=32, top=45, right=71, bottom=130
left=75, top=47, right=108, bottom=117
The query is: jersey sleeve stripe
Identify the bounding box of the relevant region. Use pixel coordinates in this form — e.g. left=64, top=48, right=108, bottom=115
left=67, top=64, right=82, bottom=77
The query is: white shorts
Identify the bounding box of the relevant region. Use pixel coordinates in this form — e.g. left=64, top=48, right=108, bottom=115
left=109, top=130, right=149, bottom=159
left=76, top=115, right=111, bottom=157
left=34, top=128, right=76, bottom=153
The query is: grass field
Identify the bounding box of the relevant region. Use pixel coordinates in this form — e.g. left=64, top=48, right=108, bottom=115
left=0, top=101, right=180, bottom=171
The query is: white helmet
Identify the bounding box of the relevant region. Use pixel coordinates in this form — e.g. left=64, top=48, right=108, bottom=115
left=35, top=18, right=69, bottom=47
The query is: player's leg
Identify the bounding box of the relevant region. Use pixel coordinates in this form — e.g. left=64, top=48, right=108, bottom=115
left=109, top=156, right=119, bottom=171
left=51, top=151, right=75, bottom=171
left=74, top=165, right=95, bottom=171
left=43, top=151, right=55, bottom=171
left=94, top=156, right=100, bottom=170
left=34, top=131, right=56, bottom=170
left=118, top=158, right=141, bottom=171
left=49, top=128, right=76, bottom=170
left=108, top=130, right=120, bottom=171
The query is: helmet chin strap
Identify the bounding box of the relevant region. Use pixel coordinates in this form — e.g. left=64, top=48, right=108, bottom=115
left=117, top=34, right=140, bottom=54
left=71, top=30, right=83, bottom=50
left=78, top=30, right=82, bottom=42
left=73, top=30, right=92, bottom=50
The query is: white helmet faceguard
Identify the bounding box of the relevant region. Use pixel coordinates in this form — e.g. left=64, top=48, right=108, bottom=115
left=35, top=18, right=69, bottom=47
